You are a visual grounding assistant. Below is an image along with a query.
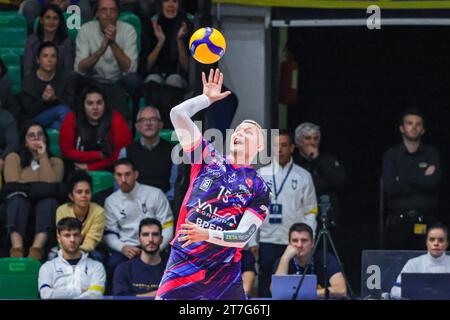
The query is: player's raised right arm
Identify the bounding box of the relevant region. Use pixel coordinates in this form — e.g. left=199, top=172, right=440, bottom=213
left=170, top=68, right=231, bottom=150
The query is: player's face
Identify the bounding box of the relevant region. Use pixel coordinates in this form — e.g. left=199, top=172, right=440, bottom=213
left=58, top=229, right=82, bottom=254
left=37, top=47, right=57, bottom=73
left=275, top=134, right=294, bottom=166
left=230, top=122, right=263, bottom=163
left=297, top=132, right=320, bottom=151
left=135, top=108, right=163, bottom=140
left=162, top=0, right=179, bottom=19
left=114, top=164, right=138, bottom=193
left=400, top=115, right=424, bottom=141
left=426, top=228, right=448, bottom=258
left=84, top=93, right=105, bottom=123
left=69, top=181, right=92, bottom=209
left=96, top=0, right=119, bottom=29
left=40, top=9, right=60, bottom=34
left=139, top=224, right=162, bottom=255
left=289, top=231, right=314, bottom=259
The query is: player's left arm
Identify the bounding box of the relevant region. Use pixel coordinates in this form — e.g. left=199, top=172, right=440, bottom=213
left=178, top=210, right=263, bottom=249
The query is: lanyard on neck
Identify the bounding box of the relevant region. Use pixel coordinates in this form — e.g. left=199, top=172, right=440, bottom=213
left=272, top=162, right=293, bottom=200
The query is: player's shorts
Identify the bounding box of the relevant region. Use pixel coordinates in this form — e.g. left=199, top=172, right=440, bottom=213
left=156, top=247, right=246, bottom=300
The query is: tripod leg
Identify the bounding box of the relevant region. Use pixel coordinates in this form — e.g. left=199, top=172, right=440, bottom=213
left=324, top=232, right=356, bottom=299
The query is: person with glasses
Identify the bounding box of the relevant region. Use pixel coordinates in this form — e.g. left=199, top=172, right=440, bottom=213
left=4, top=121, right=64, bottom=260
left=293, top=122, right=347, bottom=230
left=119, top=106, right=176, bottom=199
left=59, top=85, right=132, bottom=172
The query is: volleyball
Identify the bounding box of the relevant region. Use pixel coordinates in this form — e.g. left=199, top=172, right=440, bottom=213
left=189, top=27, right=226, bottom=64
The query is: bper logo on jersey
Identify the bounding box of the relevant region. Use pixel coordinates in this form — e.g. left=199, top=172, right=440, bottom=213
left=200, top=177, right=213, bottom=192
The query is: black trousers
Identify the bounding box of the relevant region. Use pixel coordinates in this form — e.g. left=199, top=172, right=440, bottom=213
left=384, top=213, right=436, bottom=250
left=6, top=194, right=58, bottom=239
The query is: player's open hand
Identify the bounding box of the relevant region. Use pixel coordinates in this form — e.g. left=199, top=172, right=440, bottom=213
left=202, top=68, right=231, bottom=104
left=178, top=219, right=209, bottom=248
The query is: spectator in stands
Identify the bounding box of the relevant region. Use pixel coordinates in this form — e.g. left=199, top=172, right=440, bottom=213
left=112, top=217, right=167, bottom=296
left=23, top=3, right=74, bottom=77
left=74, top=0, right=143, bottom=120
left=294, top=122, right=346, bottom=228
left=382, top=108, right=441, bottom=250
left=119, top=106, right=175, bottom=195
left=0, top=109, right=19, bottom=175
left=141, top=0, right=192, bottom=89
left=252, top=130, right=318, bottom=297
left=20, top=0, right=93, bottom=34
left=55, top=170, right=106, bottom=255
left=38, top=217, right=106, bottom=299
left=21, top=41, right=74, bottom=129
left=274, top=223, right=347, bottom=298
left=390, top=222, right=450, bottom=299
left=4, top=121, right=64, bottom=260
left=104, top=158, right=173, bottom=278
left=59, top=85, right=132, bottom=172
left=0, top=57, right=13, bottom=107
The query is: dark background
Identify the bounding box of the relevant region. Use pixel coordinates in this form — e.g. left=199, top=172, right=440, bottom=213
left=285, top=26, right=450, bottom=295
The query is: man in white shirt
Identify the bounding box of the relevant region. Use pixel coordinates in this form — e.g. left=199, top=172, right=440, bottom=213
left=251, top=129, right=318, bottom=297
left=104, top=158, right=174, bottom=279
left=390, top=222, right=450, bottom=299
left=74, top=0, right=143, bottom=119
left=38, top=217, right=106, bottom=299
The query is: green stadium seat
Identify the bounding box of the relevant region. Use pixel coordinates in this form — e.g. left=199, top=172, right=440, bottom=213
left=0, top=258, right=41, bottom=299
left=0, top=50, right=21, bottom=94
left=46, top=128, right=61, bottom=157
left=88, top=170, right=114, bottom=194
left=0, top=12, right=27, bottom=57
left=118, top=12, right=141, bottom=53
left=33, top=12, right=84, bottom=43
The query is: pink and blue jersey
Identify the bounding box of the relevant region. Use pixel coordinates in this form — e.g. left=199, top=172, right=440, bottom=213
left=156, top=137, right=270, bottom=299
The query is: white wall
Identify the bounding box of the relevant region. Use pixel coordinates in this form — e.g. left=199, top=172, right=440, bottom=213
left=212, top=4, right=271, bottom=129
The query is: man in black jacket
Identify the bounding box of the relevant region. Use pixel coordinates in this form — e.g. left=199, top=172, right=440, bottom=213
left=293, top=122, right=346, bottom=228
left=382, top=108, right=441, bottom=249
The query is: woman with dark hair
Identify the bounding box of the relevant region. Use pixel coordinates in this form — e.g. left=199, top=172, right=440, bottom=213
left=141, top=0, right=192, bottom=89
left=4, top=121, right=64, bottom=260
left=0, top=56, right=13, bottom=106
left=21, top=41, right=74, bottom=129
left=56, top=170, right=106, bottom=254
left=23, top=3, right=74, bottom=76
left=59, top=85, right=132, bottom=171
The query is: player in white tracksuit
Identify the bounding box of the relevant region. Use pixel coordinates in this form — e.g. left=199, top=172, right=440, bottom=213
left=38, top=218, right=106, bottom=299
left=250, top=130, right=318, bottom=297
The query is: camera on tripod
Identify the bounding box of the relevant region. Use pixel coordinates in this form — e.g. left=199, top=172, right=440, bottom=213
left=318, top=194, right=336, bottom=229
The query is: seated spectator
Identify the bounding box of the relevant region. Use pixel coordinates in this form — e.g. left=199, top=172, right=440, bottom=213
left=141, top=0, right=192, bottom=89
left=104, top=158, right=173, bottom=278
left=59, top=85, right=132, bottom=172
left=113, top=217, right=168, bottom=296
left=4, top=121, right=64, bottom=260
left=21, top=41, right=74, bottom=129
left=390, top=222, right=450, bottom=299
left=119, top=106, right=176, bottom=196
left=20, top=0, right=94, bottom=33
left=0, top=109, right=19, bottom=175
left=23, top=3, right=74, bottom=77
left=38, top=217, right=106, bottom=299
left=55, top=170, right=106, bottom=255
left=0, top=57, right=13, bottom=107
left=274, top=223, right=347, bottom=298
left=74, top=0, right=143, bottom=120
